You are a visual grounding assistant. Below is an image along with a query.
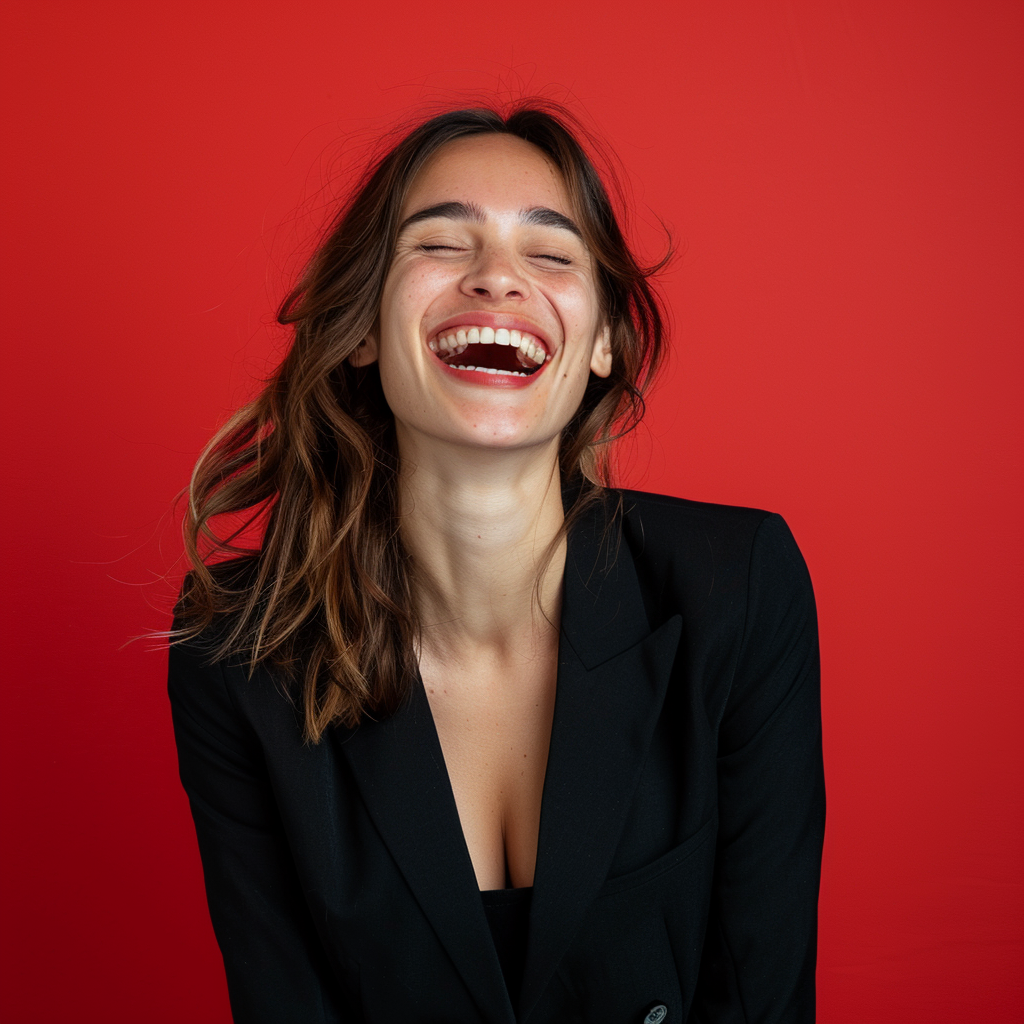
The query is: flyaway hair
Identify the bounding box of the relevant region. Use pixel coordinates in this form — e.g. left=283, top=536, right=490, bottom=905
left=176, top=102, right=668, bottom=741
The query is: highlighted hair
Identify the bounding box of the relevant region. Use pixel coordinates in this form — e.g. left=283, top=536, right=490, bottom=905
left=176, top=102, right=667, bottom=741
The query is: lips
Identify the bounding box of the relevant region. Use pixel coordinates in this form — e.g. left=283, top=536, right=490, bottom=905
left=426, top=313, right=554, bottom=385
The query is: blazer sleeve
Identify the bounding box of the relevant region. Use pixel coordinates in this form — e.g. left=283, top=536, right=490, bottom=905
left=168, top=630, right=351, bottom=1024
left=690, top=513, right=826, bottom=1023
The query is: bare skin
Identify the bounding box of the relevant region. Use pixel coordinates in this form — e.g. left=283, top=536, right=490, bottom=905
left=351, top=134, right=611, bottom=889
left=405, top=456, right=564, bottom=890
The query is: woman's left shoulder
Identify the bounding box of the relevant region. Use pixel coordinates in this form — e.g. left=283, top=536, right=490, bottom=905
left=613, top=488, right=814, bottom=611
left=617, top=487, right=775, bottom=534
left=617, top=487, right=804, bottom=556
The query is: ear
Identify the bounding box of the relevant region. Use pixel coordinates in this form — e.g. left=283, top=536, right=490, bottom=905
left=347, top=333, right=379, bottom=368
left=589, top=322, right=612, bottom=378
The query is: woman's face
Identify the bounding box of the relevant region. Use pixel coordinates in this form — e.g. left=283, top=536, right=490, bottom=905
left=356, top=133, right=611, bottom=461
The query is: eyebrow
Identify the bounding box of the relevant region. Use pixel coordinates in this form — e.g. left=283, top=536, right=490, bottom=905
left=398, top=202, right=583, bottom=240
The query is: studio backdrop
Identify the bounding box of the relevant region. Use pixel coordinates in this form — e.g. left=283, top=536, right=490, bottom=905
left=1, top=1, right=1021, bottom=1021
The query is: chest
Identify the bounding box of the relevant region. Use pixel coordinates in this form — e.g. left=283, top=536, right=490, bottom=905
left=419, top=648, right=558, bottom=890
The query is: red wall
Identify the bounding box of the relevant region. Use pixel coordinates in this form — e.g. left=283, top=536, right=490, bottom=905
left=2, top=2, right=1021, bottom=1020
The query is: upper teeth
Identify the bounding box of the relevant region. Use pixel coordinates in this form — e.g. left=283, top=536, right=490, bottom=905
left=428, top=325, right=548, bottom=365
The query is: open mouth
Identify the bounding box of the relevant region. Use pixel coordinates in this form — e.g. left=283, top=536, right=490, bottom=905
left=428, top=325, right=549, bottom=378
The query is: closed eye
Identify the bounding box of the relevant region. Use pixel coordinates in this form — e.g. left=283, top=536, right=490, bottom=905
left=418, top=244, right=572, bottom=265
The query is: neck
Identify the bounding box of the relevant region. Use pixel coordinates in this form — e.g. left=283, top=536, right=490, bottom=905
left=397, top=434, right=567, bottom=657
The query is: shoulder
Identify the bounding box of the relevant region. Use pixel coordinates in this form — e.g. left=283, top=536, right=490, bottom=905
left=170, top=556, right=264, bottom=659
left=168, top=556, right=293, bottom=734
left=615, top=487, right=800, bottom=573
left=611, top=488, right=814, bottom=630
left=617, top=488, right=774, bottom=546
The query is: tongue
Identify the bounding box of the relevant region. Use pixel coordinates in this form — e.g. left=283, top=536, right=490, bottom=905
left=448, top=344, right=540, bottom=372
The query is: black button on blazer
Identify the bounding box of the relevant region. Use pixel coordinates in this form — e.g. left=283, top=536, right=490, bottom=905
left=168, top=489, right=825, bottom=1023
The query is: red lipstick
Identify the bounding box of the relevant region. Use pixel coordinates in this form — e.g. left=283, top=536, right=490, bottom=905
left=436, top=359, right=547, bottom=389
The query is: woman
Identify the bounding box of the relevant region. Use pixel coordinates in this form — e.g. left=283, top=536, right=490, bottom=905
left=169, top=104, right=824, bottom=1024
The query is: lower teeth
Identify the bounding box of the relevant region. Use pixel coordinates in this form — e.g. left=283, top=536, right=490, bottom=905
left=450, top=366, right=529, bottom=377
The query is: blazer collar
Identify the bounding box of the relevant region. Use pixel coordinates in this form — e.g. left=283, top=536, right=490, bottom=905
left=338, top=490, right=681, bottom=1021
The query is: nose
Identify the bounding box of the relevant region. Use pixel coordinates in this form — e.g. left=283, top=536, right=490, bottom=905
left=460, top=246, right=529, bottom=302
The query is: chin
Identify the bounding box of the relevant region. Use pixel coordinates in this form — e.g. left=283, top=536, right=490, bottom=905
left=449, top=413, right=554, bottom=452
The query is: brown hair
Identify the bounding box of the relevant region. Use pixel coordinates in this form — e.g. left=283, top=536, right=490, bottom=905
left=177, top=102, right=667, bottom=741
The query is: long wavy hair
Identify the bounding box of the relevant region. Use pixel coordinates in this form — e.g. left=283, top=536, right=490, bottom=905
left=176, top=102, right=668, bottom=741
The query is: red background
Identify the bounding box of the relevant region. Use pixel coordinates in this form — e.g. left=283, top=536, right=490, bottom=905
left=2, top=2, right=1021, bottom=1021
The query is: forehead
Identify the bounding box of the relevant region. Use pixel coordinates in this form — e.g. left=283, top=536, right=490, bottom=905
left=401, top=134, right=572, bottom=218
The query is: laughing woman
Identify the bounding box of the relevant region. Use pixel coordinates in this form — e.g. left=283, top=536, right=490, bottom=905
left=169, top=105, right=824, bottom=1024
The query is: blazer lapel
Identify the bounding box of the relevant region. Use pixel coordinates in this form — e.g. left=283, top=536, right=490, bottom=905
left=520, top=497, right=682, bottom=1022
left=338, top=683, right=515, bottom=1023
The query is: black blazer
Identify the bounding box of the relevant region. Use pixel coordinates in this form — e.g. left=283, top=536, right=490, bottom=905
left=168, top=490, right=825, bottom=1024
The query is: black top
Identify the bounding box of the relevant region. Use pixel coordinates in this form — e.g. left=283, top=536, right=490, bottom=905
left=168, top=491, right=825, bottom=1023
left=480, top=887, right=533, bottom=1006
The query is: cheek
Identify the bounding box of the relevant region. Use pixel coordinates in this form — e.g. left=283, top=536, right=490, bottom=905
left=377, top=272, right=428, bottom=357
left=554, top=277, right=603, bottom=337
left=380, top=263, right=456, bottom=337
